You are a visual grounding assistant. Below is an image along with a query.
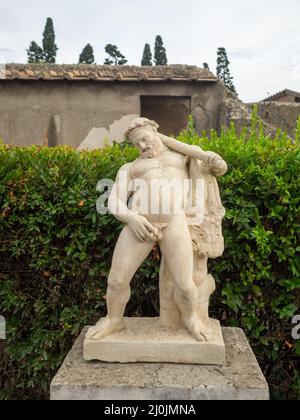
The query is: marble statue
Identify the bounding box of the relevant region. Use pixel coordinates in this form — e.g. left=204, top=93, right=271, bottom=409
left=84, top=118, right=227, bottom=363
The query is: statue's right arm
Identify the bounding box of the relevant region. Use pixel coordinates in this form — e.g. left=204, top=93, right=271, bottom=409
left=108, top=163, right=135, bottom=225
left=108, top=163, right=158, bottom=242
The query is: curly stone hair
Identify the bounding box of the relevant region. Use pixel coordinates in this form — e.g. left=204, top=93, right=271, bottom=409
left=125, top=118, right=159, bottom=140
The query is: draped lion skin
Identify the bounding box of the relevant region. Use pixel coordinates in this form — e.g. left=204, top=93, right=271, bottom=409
left=86, top=118, right=227, bottom=343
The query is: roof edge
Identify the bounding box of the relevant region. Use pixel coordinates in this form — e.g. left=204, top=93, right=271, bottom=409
left=0, top=64, right=218, bottom=83
left=262, top=88, right=300, bottom=102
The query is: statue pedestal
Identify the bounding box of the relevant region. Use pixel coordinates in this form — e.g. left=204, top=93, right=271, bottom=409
left=50, top=327, right=269, bottom=400
left=83, top=318, right=225, bottom=365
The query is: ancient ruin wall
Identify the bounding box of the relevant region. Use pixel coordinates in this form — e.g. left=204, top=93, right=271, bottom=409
left=253, top=102, right=300, bottom=137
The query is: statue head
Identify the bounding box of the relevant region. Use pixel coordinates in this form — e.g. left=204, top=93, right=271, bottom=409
left=125, top=118, right=164, bottom=159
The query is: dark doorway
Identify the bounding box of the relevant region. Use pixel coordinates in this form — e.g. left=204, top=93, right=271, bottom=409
left=140, top=96, right=191, bottom=136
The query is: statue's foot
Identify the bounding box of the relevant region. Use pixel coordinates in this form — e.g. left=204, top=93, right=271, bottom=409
left=183, top=315, right=214, bottom=342
left=197, top=314, right=217, bottom=329
left=205, top=318, right=217, bottom=329
left=86, top=317, right=125, bottom=341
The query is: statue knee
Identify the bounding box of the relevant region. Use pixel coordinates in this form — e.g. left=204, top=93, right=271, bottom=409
left=176, top=284, right=196, bottom=303
left=108, top=271, right=127, bottom=291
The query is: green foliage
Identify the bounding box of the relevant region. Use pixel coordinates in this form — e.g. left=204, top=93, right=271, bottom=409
left=141, top=43, right=153, bottom=66
left=154, top=35, right=168, bottom=66
left=27, top=42, right=44, bottom=64
left=0, top=121, right=299, bottom=399
left=42, top=18, right=58, bottom=63
left=295, top=115, right=300, bottom=144
left=216, top=47, right=237, bottom=95
left=79, top=44, right=95, bottom=65
left=104, top=44, right=127, bottom=65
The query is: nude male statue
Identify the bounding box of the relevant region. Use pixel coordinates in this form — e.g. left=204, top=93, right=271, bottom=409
left=87, top=118, right=227, bottom=343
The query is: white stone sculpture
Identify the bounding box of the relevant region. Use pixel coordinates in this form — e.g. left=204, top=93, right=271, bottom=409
left=84, top=118, right=228, bottom=364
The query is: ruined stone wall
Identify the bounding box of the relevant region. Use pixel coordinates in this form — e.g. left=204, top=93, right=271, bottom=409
left=271, top=94, right=295, bottom=103
left=219, top=88, right=253, bottom=133
left=253, top=102, right=300, bottom=137
left=219, top=87, right=292, bottom=137
left=0, top=79, right=223, bottom=148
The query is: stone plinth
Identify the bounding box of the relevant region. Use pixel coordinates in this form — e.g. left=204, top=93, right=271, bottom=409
left=50, top=327, right=269, bottom=400
left=84, top=318, right=225, bottom=365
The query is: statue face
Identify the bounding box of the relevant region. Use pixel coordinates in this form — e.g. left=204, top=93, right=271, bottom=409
left=129, top=128, right=164, bottom=159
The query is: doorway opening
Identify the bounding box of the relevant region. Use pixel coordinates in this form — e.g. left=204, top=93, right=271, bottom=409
left=140, top=96, right=191, bottom=136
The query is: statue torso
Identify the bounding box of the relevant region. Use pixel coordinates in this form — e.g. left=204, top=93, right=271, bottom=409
left=128, top=150, right=189, bottom=223
left=129, top=150, right=188, bottom=180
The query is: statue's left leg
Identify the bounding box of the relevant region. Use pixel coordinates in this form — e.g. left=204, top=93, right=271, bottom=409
left=159, top=216, right=213, bottom=342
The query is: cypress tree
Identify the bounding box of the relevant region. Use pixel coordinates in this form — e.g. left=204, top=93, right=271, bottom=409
left=27, top=41, right=44, bottom=63
left=79, top=44, right=95, bottom=64
left=216, top=47, right=237, bottom=94
left=42, top=18, right=58, bottom=63
left=154, top=36, right=168, bottom=65
left=104, top=44, right=127, bottom=65
left=141, top=43, right=153, bottom=66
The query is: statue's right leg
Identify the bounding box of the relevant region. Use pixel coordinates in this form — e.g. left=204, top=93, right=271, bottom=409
left=87, top=226, right=154, bottom=340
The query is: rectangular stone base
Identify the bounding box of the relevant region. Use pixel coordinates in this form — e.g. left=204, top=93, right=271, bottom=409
left=51, top=327, right=269, bottom=400
left=83, top=318, right=225, bottom=366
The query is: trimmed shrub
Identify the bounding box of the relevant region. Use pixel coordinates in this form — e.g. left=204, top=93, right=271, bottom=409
left=0, top=125, right=299, bottom=399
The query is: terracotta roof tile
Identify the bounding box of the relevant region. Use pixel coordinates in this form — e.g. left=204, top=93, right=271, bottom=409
left=263, top=89, right=300, bottom=102
left=1, top=64, right=218, bottom=82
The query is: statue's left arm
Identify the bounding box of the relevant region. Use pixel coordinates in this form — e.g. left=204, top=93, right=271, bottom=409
left=160, top=134, right=227, bottom=177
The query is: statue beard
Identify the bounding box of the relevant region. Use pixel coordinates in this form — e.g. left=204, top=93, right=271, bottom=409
left=141, top=139, right=164, bottom=159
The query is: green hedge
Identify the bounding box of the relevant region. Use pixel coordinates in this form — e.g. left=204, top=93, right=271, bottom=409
left=0, top=125, right=299, bottom=400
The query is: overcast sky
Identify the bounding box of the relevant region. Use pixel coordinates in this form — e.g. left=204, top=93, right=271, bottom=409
left=0, top=0, right=299, bottom=102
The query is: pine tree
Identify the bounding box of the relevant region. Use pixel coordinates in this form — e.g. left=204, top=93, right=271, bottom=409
left=27, top=41, right=44, bottom=63
left=154, top=36, right=168, bottom=65
left=141, top=44, right=153, bottom=66
left=216, top=47, right=237, bottom=94
left=104, top=44, right=127, bottom=65
left=42, top=18, right=58, bottom=63
left=203, top=63, right=210, bottom=71
left=79, top=44, right=95, bottom=64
